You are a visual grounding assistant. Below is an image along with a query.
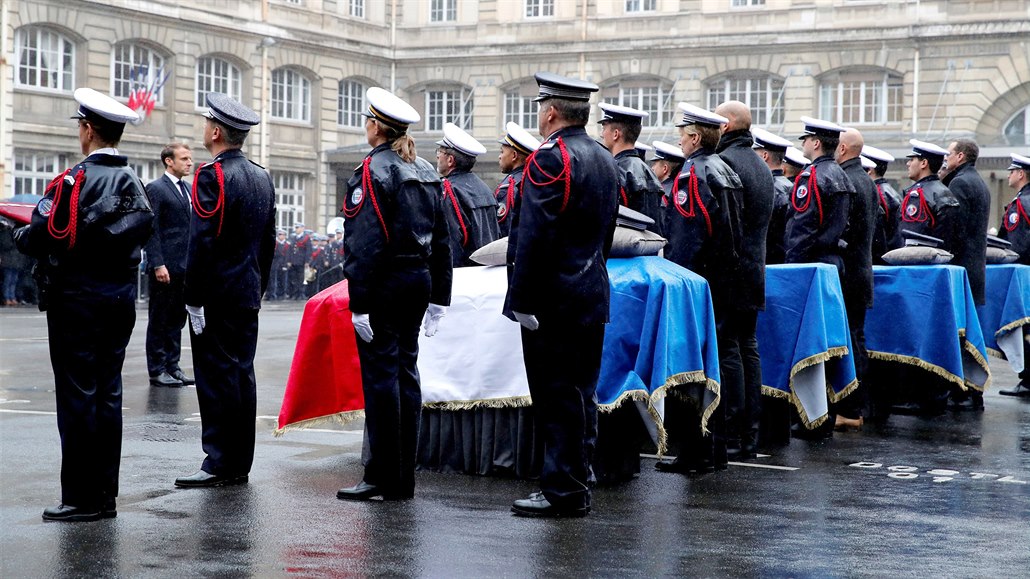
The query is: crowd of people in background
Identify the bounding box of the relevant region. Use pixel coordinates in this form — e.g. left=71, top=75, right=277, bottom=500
left=267, top=222, right=346, bottom=301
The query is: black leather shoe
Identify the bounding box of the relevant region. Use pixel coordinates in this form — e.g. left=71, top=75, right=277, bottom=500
left=999, top=382, right=1030, bottom=398
left=336, top=481, right=386, bottom=501
left=655, top=459, right=715, bottom=475
left=101, top=498, right=117, bottom=519
left=42, top=504, right=101, bottom=522
left=511, top=492, right=588, bottom=518
left=169, top=370, right=195, bottom=386
left=150, top=372, right=183, bottom=387
left=174, top=470, right=248, bottom=488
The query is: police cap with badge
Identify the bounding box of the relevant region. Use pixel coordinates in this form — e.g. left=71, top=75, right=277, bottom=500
left=797, top=116, right=845, bottom=140
left=532, top=72, right=599, bottom=102
left=784, top=146, right=808, bottom=169
left=881, top=229, right=954, bottom=265
left=436, top=122, right=486, bottom=157
left=498, top=122, right=541, bottom=157
left=71, top=87, right=140, bottom=127
left=1007, top=152, right=1030, bottom=172
left=861, top=145, right=894, bottom=174
left=751, top=126, right=791, bottom=152
left=905, top=139, right=948, bottom=161
left=652, top=141, right=686, bottom=163
left=363, top=86, right=421, bottom=130
left=675, top=102, right=727, bottom=128
left=597, top=102, right=648, bottom=127
left=204, top=92, right=260, bottom=131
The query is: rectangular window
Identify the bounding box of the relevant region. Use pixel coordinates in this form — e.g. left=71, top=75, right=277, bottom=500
left=731, top=0, right=765, bottom=6
left=112, top=44, right=165, bottom=105
left=426, top=89, right=473, bottom=131
left=16, top=28, right=74, bottom=92
left=349, top=0, right=364, bottom=18
left=272, top=69, right=311, bottom=122
left=273, top=172, right=305, bottom=230
left=130, top=160, right=162, bottom=184
left=430, top=0, right=457, bottom=22
left=338, top=80, right=366, bottom=128
left=525, top=0, right=554, bottom=18
left=196, top=57, right=241, bottom=107
left=625, top=0, right=656, bottom=12
left=706, top=77, right=783, bottom=126
left=13, top=151, right=60, bottom=196
left=504, top=91, right=538, bottom=131
left=619, top=86, right=668, bottom=127
left=819, top=75, right=903, bottom=125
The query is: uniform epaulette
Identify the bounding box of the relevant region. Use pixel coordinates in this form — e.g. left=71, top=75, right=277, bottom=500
left=538, top=141, right=556, bottom=151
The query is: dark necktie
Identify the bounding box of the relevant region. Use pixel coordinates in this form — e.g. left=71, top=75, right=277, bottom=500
left=178, top=180, right=190, bottom=203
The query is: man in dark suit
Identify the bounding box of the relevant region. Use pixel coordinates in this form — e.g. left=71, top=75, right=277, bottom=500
left=175, top=93, right=276, bottom=488
left=144, top=143, right=194, bottom=387
left=505, top=72, right=619, bottom=518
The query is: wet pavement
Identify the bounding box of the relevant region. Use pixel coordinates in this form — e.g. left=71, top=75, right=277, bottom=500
left=1, top=302, right=1028, bottom=576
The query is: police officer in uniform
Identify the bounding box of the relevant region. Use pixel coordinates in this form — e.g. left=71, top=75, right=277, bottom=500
left=999, top=153, right=1030, bottom=397
left=16, top=88, right=152, bottom=521
left=175, top=93, right=277, bottom=488
left=269, top=228, right=290, bottom=300
left=495, top=122, right=540, bottom=238
left=655, top=103, right=743, bottom=474
left=783, top=145, right=807, bottom=180
left=506, top=72, right=619, bottom=518
left=144, top=143, right=195, bottom=388
left=598, top=103, right=665, bottom=234
left=650, top=141, right=686, bottom=196
left=336, top=87, right=452, bottom=501
left=862, top=145, right=903, bottom=264
left=833, top=128, right=878, bottom=430
left=898, top=140, right=959, bottom=253
left=436, top=122, right=499, bottom=266
left=713, top=101, right=773, bottom=459
left=785, top=117, right=854, bottom=277
left=289, top=223, right=311, bottom=299
left=751, top=127, right=793, bottom=265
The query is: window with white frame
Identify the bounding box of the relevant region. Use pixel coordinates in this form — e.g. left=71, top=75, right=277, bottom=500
left=271, top=68, right=311, bottom=122
left=15, top=27, right=74, bottom=92
left=130, top=160, right=162, bottom=184
left=818, top=71, right=903, bottom=125
left=338, top=79, right=366, bottom=128
left=349, top=0, right=365, bottom=18
left=13, top=150, right=61, bottom=196
left=273, top=172, right=306, bottom=229
left=625, top=0, right=656, bottom=12
left=112, top=43, right=165, bottom=104
left=504, top=90, right=538, bottom=131
left=731, top=0, right=765, bottom=6
left=600, top=79, right=673, bottom=128
left=196, top=56, right=241, bottom=107
left=525, top=0, right=554, bottom=18
left=426, top=88, right=473, bottom=131
left=706, top=75, right=785, bottom=126
left=1004, top=104, right=1030, bottom=146
left=430, top=0, right=457, bottom=22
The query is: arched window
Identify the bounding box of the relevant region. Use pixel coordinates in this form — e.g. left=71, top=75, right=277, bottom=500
left=425, top=86, right=473, bottom=131
left=271, top=68, right=311, bottom=122
left=705, top=73, right=784, bottom=126
left=1003, top=104, right=1029, bottom=146
left=196, top=56, right=242, bottom=107
left=15, top=27, right=74, bottom=92
left=112, top=42, right=166, bottom=104
left=600, top=77, right=674, bottom=127
left=819, top=69, right=903, bottom=125
left=338, top=79, right=367, bottom=128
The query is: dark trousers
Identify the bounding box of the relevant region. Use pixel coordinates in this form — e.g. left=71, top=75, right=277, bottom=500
left=145, top=272, right=185, bottom=376
left=837, top=295, right=869, bottom=419
left=718, top=308, right=762, bottom=449
left=289, top=265, right=305, bottom=299
left=47, top=284, right=135, bottom=509
left=267, top=266, right=288, bottom=300
left=521, top=322, right=604, bottom=510
left=356, top=309, right=424, bottom=494
left=190, top=307, right=259, bottom=476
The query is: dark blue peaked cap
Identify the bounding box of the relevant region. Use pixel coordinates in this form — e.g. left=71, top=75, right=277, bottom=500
left=205, top=92, right=260, bottom=130
left=533, top=72, right=599, bottom=102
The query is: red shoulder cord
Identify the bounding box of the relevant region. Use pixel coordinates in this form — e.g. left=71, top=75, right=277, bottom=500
left=442, top=179, right=468, bottom=247
left=790, top=166, right=824, bottom=225
left=1003, top=199, right=1029, bottom=232
left=619, top=186, right=628, bottom=207
left=900, top=187, right=935, bottom=228
left=192, top=162, right=226, bottom=237
left=672, top=165, right=712, bottom=236
left=342, top=157, right=390, bottom=242
left=876, top=183, right=889, bottom=220
left=46, top=168, right=84, bottom=249
left=522, top=137, right=572, bottom=213
left=495, top=175, right=516, bottom=223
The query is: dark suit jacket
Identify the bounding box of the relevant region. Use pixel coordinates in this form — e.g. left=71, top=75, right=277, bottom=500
left=942, top=162, right=990, bottom=305
left=144, top=174, right=192, bottom=275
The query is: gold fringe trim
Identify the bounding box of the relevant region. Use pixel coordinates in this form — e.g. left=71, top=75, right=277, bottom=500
left=958, top=329, right=992, bottom=392
left=422, top=395, right=533, bottom=412
left=996, top=316, right=1030, bottom=339
left=650, top=372, right=721, bottom=455
left=273, top=409, right=365, bottom=437
left=868, top=350, right=970, bottom=390
left=760, top=346, right=853, bottom=429
left=986, top=346, right=1005, bottom=360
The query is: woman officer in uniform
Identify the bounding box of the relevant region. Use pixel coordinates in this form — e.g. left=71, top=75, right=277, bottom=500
left=336, top=88, right=453, bottom=501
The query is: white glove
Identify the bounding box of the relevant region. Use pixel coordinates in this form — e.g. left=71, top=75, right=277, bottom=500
left=186, top=305, right=206, bottom=335
left=352, top=312, right=374, bottom=343
left=422, top=304, right=447, bottom=337
left=513, top=311, right=539, bottom=331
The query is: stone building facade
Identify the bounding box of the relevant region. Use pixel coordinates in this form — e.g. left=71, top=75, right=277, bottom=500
left=3, top=0, right=1029, bottom=233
